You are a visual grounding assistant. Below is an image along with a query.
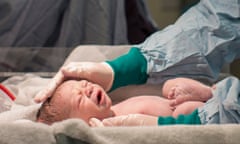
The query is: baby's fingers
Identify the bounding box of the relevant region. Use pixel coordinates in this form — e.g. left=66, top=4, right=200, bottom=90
left=167, top=87, right=176, bottom=99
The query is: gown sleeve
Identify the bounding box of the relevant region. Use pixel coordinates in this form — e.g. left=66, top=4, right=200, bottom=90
left=158, top=109, right=201, bottom=125
left=106, top=47, right=148, bottom=91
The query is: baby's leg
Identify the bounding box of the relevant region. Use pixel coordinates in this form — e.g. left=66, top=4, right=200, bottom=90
left=172, top=101, right=204, bottom=117
left=162, top=78, right=213, bottom=106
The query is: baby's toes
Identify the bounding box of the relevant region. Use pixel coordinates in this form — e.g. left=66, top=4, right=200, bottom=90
left=169, top=99, right=177, bottom=107
left=167, top=87, right=176, bottom=99
left=174, top=94, right=189, bottom=105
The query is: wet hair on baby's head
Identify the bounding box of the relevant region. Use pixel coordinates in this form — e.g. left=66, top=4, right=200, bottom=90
left=36, top=84, right=71, bottom=125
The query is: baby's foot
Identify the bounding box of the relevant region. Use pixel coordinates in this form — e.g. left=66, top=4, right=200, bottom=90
left=168, top=85, right=194, bottom=106
left=163, top=78, right=213, bottom=106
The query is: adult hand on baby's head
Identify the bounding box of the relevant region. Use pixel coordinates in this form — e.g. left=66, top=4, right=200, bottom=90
left=99, top=114, right=158, bottom=127
left=34, top=62, right=114, bottom=103
left=34, top=71, right=64, bottom=103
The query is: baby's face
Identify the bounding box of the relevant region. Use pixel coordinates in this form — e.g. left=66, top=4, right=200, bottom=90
left=55, top=80, right=112, bottom=123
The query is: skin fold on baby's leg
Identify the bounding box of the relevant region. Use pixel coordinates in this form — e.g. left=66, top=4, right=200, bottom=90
left=162, top=78, right=214, bottom=106
left=172, top=101, right=204, bottom=117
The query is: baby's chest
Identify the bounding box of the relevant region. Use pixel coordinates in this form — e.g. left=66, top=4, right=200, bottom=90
left=120, top=96, right=172, bottom=116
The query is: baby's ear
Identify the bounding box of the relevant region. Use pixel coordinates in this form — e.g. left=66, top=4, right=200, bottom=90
left=88, top=118, right=104, bottom=127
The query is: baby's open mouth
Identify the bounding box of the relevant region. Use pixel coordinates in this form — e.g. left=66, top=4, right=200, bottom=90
left=97, top=91, right=102, bottom=105
left=90, top=88, right=104, bottom=106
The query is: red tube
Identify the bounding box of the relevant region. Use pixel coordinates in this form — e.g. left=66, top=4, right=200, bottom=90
left=0, top=84, right=15, bottom=101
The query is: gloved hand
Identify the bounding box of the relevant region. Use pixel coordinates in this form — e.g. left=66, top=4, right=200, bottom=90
left=34, top=62, right=114, bottom=103
left=90, top=114, right=158, bottom=127
left=89, top=118, right=105, bottom=127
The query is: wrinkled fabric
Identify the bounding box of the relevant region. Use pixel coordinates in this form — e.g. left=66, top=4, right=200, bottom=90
left=0, top=0, right=128, bottom=47
left=199, top=76, right=240, bottom=124
left=135, top=0, right=240, bottom=85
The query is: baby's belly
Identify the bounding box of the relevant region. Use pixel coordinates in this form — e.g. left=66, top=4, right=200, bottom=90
left=116, top=96, right=173, bottom=117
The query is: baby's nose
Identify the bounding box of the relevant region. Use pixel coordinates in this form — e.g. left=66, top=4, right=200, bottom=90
left=84, top=87, right=93, bottom=97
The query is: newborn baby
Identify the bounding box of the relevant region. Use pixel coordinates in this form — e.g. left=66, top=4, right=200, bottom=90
left=37, top=78, right=213, bottom=125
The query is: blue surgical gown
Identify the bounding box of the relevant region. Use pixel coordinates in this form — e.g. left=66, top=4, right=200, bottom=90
left=134, top=0, right=240, bottom=85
